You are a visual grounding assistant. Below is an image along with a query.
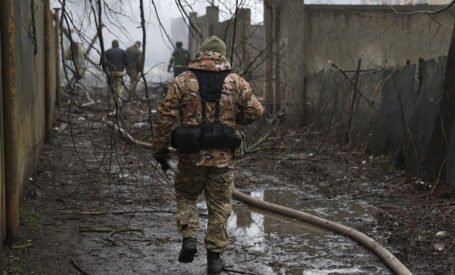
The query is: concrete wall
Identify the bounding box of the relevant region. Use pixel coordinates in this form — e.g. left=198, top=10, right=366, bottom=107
left=266, top=4, right=455, bottom=122
left=187, top=6, right=265, bottom=93
left=264, top=0, right=305, bottom=121
left=264, top=3, right=455, bottom=182
left=0, top=0, right=58, bottom=243
left=304, top=5, right=455, bottom=75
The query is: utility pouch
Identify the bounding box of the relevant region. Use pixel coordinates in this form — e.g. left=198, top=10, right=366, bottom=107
left=171, top=126, right=202, bottom=154
left=200, top=122, right=241, bottom=150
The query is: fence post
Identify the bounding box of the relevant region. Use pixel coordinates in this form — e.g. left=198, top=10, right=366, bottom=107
left=54, top=8, right=61, bottom=108
left=0, top=0, right=20, bottom=246
left=44, top=0, right=52, bottom=139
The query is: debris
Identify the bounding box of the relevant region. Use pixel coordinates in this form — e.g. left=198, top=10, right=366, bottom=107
left=58, top=122, right=68, bottom=132
left=223, top=267, right=257, bottom=275
left=433, top=243, right=445, bottom=252
left=436, top=231, right=448, bottom=238
left=12, top=243, right=32, bottom=249
left=246, top=132, right=272, bottom=152
left=133, top=122, right=148, bottom=128
left=71, top=259, right=90, bottom=275
left=79, top=228, right=144, bottom=234
left=247, top=145, right=285, bottom=153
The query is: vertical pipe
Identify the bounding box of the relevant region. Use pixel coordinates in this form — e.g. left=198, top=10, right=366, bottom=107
left=53, top=8, right=61, bottom=108
left=0, top=0, right=20, bottom=246
left=43, top=0, right=52, bottom=139
left=264, top=0, right=274, bottom=111
left=273, top=6, right=281, bottom=113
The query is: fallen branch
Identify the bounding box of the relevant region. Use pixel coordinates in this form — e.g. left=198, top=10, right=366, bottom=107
left=224, top=267, right=257, bottom=275
left=103, top=117, right=153, bottom=148
left=71, top=259, right=90, bottom=275
left=246, top=145, right=285, bottom=154
left=12, top=243, right=32, bottom=249
left=246, top=132, right=272, bottom=152
left=59, top=210, right=176, bottom=215
left=79, top=228, right=144, bottom=234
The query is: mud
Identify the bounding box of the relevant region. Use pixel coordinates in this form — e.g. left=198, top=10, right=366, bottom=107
left=1, top=86, right=455, bottom=274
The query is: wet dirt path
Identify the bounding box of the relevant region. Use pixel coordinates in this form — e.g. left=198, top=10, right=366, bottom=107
left=0, top=121, right=389, bottom=274
left=1, top=89, right=454, bottom=274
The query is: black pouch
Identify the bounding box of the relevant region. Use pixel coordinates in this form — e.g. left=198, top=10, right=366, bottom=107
left=200, top=123, right=222, bottom=148
left=200, top=123, right=241, bottom=150
left=171, top=126, right=202, bottom=154
left=219, top=127, right=242, bottom=149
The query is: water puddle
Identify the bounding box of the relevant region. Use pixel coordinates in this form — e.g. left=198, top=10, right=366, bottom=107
left=228, top=189, right=389, bottom=274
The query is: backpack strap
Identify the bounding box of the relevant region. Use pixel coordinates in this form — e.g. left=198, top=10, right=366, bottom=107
left=189, top=69, right=231, bottom=123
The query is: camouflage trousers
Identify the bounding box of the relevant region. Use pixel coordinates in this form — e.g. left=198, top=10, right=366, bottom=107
left=174, top=163, right=234, bottom=253
left=106, top=71, right=126, bottom=108
left=128, top=69, right=140, bottom=93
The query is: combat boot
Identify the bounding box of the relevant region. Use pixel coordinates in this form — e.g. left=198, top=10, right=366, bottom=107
left=178, top=237, right=197, bottom=263
left=207, top=250, right=224, bottom=274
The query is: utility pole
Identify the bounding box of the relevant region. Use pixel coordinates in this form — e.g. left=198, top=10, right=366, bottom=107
left=0, top=0, right=20, bottom=246
left=54, top=8, right=61, bottom=108
left=44, top=0, right=52, bottom=139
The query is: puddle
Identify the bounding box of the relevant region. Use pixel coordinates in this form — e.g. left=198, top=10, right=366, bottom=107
left=228, top=189, right=390, bottom=274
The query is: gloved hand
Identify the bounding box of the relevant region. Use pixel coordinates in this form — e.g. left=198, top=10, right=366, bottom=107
left=153, top=149, right=170, bottom=172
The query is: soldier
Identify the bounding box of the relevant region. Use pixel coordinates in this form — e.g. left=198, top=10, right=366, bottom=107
left=126, top=41, right=143, bottom=93
left=153, top=36, right=264, bottom=274
left=64, top=42, right=86, bottom=84
left=103, top=40, right=129, bottom=114
left=167, top=41, right=191, bottom=77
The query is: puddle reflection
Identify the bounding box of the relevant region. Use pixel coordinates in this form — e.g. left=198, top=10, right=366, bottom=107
left=228, top=189, right=387, bottom=274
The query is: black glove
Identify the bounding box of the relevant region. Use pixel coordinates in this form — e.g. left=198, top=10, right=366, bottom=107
left=153, top=150, right=170, bottom=172
left=167, top=66, right=171, bottom=73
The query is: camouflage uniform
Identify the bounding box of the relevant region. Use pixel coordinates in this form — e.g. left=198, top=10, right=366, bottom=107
left=64, top=43, right=86, bottom=80
left=153, top=51, right=264, bottom=253
left=126, top=44, right=143, bottom=92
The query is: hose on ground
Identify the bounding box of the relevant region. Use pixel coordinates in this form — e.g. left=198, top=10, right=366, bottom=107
left=233, top=190, right=412, bottom=275
left=105, top=120, right=413, bottom=275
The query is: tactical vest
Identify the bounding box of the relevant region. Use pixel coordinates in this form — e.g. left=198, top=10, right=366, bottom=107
left=171, top=69, right=241, bottom=154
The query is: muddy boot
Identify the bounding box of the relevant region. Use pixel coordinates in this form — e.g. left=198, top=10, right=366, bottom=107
left=207, top=251, right=224, bottom=274
left=178, top=237, right=197, bottom=263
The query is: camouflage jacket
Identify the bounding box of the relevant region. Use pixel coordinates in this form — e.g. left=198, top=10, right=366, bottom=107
left=153, top=51, right=264, bottom=168
left=126, top=45, right=143, bottom=72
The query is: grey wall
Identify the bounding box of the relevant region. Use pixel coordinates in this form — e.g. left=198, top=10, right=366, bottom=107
left=266, top=3, right=455, bottom=182
left=270, top=4, right=455, bottom=121
left=304, top=5, right=455, bottom=74
left=0, top=0, right=58, bottom=242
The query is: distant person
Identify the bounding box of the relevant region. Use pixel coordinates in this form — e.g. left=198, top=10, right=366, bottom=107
left=103, top=40, right=129, bottom=114
left=126, top=41, right=143, bottom=93
left=64, top=41, right=86, bottom=83
left=167, top=41, right=191, bottom=77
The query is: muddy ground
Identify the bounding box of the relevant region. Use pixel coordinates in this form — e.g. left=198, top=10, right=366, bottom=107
left=1, top=86, right=455, bottom=274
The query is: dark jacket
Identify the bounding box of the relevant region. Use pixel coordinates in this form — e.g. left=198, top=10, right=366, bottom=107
left=168, top=48, right=191, bottom=70
left=104, top=47, right=129, bottom=72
